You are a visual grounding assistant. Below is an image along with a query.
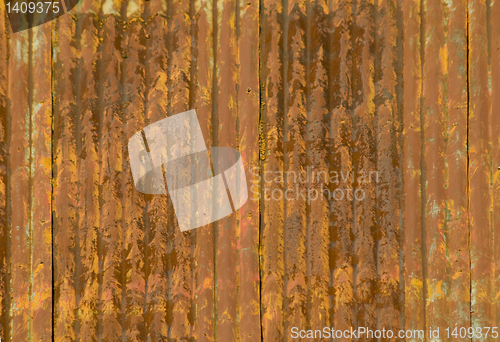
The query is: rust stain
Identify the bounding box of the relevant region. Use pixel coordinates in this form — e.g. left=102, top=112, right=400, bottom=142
left=422, top=0, right=449, bottom=337
left=468, top=0, right=495, bottom=333
left=260, top=0, right=285, bottom=340
left=402, top=0, right=425, bottom=336
left=492, top=0, right=500, bottom=327
left=0, top=2, right=9, bottom=341
left=0, top=0, right=499, bottom=341
left=444, top=0, right=470, bottom=335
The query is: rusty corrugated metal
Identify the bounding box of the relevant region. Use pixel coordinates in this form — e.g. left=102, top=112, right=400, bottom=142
left=468, top=0, right=495, bottom=334
left=0, top=4, right=8, bottom=340
left=0, top=0, right=499, bottom=340
left=51, top=0, right=260, bottom=341
left=0, top=13, right=53, bottom=341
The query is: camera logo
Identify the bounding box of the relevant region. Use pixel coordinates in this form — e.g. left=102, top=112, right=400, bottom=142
left=5, top=0, right=78, bottom=33
left=128, top=110, right=248, bottom=232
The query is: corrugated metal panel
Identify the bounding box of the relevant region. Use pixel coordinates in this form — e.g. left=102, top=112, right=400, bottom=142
left=0, top=0, right=499, bottom=340
left=50, top=0, right=260, bottom=341
left=0, top=11, right=53, bottom=342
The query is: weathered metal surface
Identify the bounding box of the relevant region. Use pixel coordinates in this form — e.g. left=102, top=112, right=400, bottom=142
left=419, top=0, right=470, bottom=339
left=468, top=0, right=495, bottom=337
left=492, top=0, right=500, bottom=329
left=402, top=0, right=425, bottom=337
left=49, top=0, right=261, bottom=341
left=0, top=5, right=8, bottom=340
left=0, top=0, right=499, bottom=341
left=0, top=8, right=53, bottom=341
left=444, top=0, right=469, bottom=336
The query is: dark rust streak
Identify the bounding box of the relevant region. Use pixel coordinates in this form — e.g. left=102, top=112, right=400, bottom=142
left=419, top=0, right=428, bottom=334
left=350, top=0, right=358, bottom=329
left=259, top=0, right=285, bottom=340
left=373, top=0, right=380, bottom=332
left=0, top=6, right=11, bottom=340
left=211, top=0, right=219, bottom=339
left=73, top=11, right=84, bottom=339
left=96, top=7, right=106, bottom=341
left=165, top=1, right=173, bottom=340
left=141, top=1, right=151, bottom=340
left=27, top=20, right=33, bottom=342
left=395, top=0, right=405, bottom=333
left=119, top=2, right=128, bottom=340
left=189, top=0, right=197, bottom=339
left=281, top=0, right=289, bottom=337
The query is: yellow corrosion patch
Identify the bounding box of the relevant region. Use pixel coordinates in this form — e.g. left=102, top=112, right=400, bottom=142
left=41, top=156, right=52, bottom=173
left=452, top=270, right=463, bottom=280
left=440, top=47, right=448, bottom=76
left=428, top=280, right=445, bottom=299
left=44, top=229, right=51, bottom=246
left=203, top=276, right=212, bottom=290
left=406, top=278, right=424, bottom=299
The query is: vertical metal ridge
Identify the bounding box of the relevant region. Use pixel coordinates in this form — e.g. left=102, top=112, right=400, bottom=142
left=259, top=0, right=285, bottom=339
left=468, top=0, right=494, bottom=331
left=142, top=6, right=169, bottom=341
left=30, top=16, right=53, bottom=342
left=72, top=8, right=84, bottom=338
left=402, top=0, right=425, bottom=333
left=236, top=0, right=261, bottom=339
left=395, top=0, right=405, bottom=332
left=141, top=1, right=152, bottom=340
left=0, top=4, right=11, bottom=341
left=283, top=0, right=309, bottom=335
left=374, top=0, right=403, bottom=334
left=490, top=0, right=500, bottom=328
left=52, top=12, right=78, bottom=342
left=373, top=0, right=380, bottom=331
left=304, top=0, right=330, bottom=334
left=119, top=0, right=148, bottom=339
left=235, top=0, right=241, bottom=338
left=165, top=1, right=173, bottom=340
left=351, top=0, right=378, bottom=331
left=418, top=0, right=428, bottom=333
left=27, top=24, right=33, bottom=342
left=166, top=0, right=196, bottom=338
left=211, top=1, right=219, bottom=338
left=188, top=1, right=197, bottom=339
left=95, top=5, right=106, bottom=341
left=192, top=0, right=216, bottom=340
left=325, top=0, right=335, bottom=329
left=281, top=0, right=289, bottom=336
left=305, top=0, right=311, bottom=330
left=119, top=2, right=128, bottom=340
left=329, top=0, right=355, bottom=333
left=8, top=21, right=35, bottom=342
left=445, top=0, right=470, bottom=332
left=466, top=0, right=471, bottom=329
left=94, top=2, right=124, bottom=338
